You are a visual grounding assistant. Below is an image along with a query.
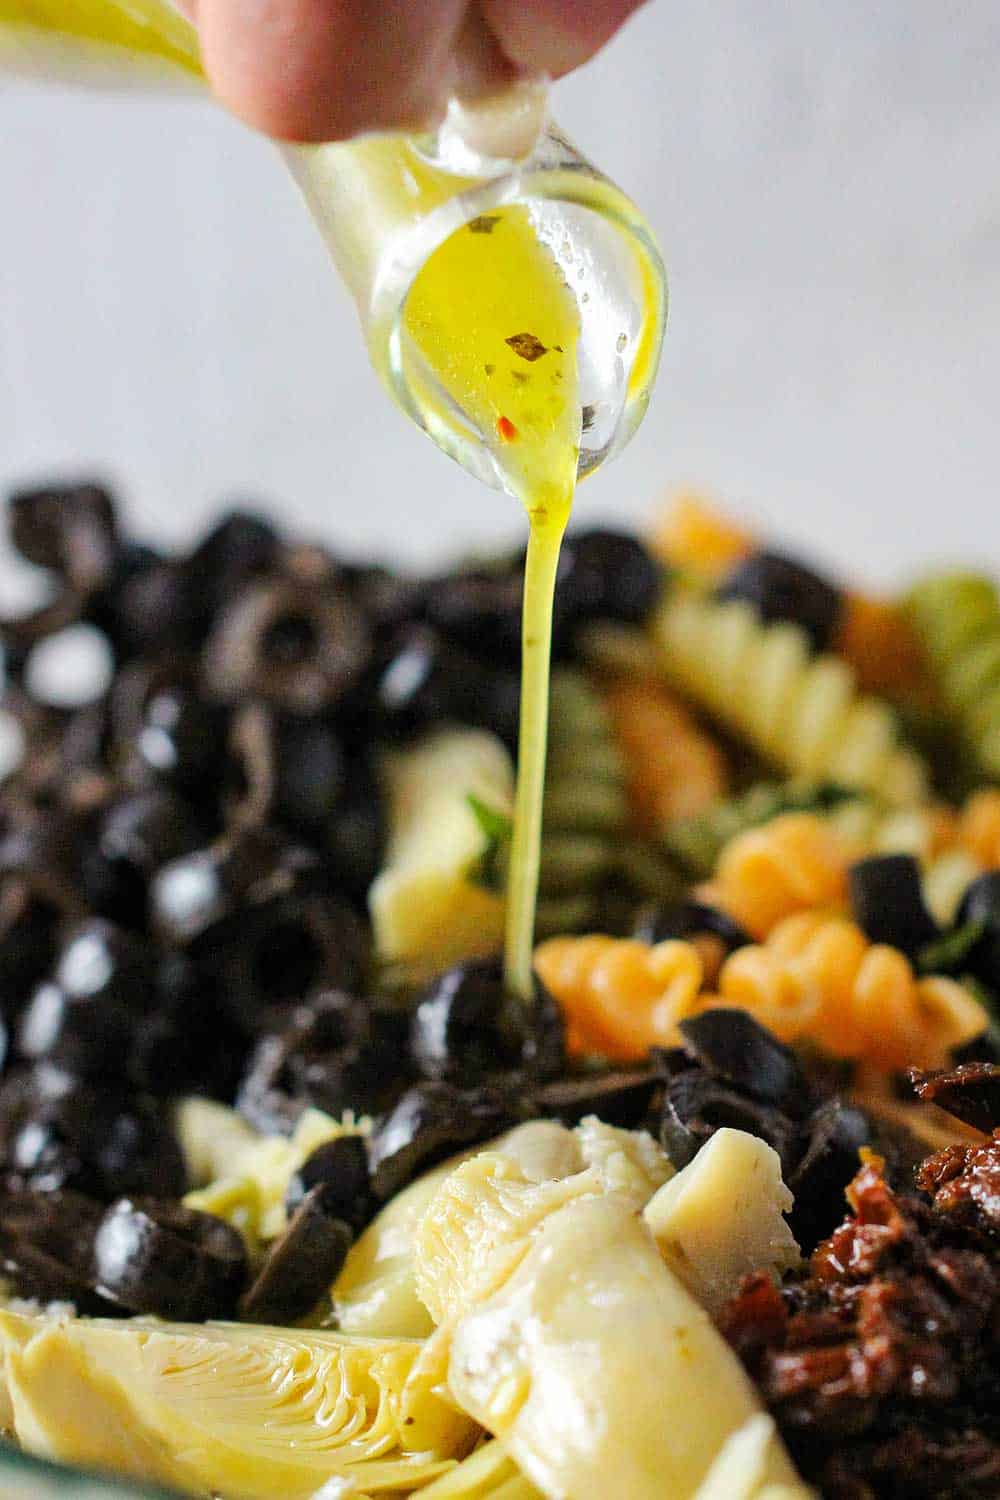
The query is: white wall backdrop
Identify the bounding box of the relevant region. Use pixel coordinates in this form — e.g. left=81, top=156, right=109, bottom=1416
left=1, top=0, right=999, bottom=581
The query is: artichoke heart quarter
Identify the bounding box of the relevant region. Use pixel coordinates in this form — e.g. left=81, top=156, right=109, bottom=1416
left=0, top=1311, right=478, bottom=1498
left=414, top=1153, right=807, bottom=1500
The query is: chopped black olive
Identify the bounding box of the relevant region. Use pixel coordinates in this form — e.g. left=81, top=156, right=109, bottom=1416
left=92, top=1197, right=247, bottom=1320
left=633, top=899, right=752, bottom=954
left=559, top=528, right=663, bottom=627
left=677, top=1009, right=809, bottom=1115
left=238, top=992, right=409, bottom=1136
left=240, top=1188, right=352, bottom=1324
left=368, top=1083, right=524, bottom=1202
left=849, top=853, right=941, bottom=954
left=286, top=1134, right=372, bottom=1230
left=716, top=549, right=843, bottom=651
left=410, top=957, right=564, bottom=1086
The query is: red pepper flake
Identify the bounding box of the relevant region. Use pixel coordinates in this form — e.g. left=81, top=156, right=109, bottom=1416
left=496, top=416, right=518, bottom=443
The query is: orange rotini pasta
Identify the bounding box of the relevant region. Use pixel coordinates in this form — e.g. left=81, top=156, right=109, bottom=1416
left=834, top=592, right=929, bottom=697
left=649, top=492, right=754, bottom=579
left=533, top=934, right=704, bottom=1061
left=957, top=788, right=1000, bottom=867
left=710, top=911, right=987, bottom=1070
left=602, top=678, right=728, bottom=833
left=697, top=811, right=853, bottom=940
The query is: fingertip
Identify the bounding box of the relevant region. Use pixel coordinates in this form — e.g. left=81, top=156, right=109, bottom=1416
left=197, top=0, right=454, bottom=142
left=480, top=0, right=648, bottom=79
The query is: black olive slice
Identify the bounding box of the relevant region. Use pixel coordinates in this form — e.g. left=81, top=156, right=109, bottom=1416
left=239, top=1188, right=352, bottom=1324
left=716, top=550, right=843, bottom=651
left=92, top=1198, right=247, bottom=1320
left=677, top=1009, right=809, bottom=1115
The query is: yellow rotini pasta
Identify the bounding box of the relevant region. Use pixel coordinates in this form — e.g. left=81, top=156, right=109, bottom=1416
left=602, top=677, right=729, bottom=833
left=533, top=934, right=704, bottom=1060
left=697, top=812, right=854, bottom=940
left=710, top=911, right=987, bottom=1070
left=652, top=584, right=928, bottom=803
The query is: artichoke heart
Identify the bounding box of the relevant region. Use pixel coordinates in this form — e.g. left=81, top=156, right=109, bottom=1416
left=412, top=1131, right=808, bottom=1500
left=0, top=1311, right=478, bottom=1499
left=369, top=727, right=515, bottom=968
left=643, top=1128, right=801, bottom=1317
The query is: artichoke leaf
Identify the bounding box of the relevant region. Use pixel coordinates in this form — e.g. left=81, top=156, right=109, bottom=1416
left=0, top=1311, right=477, bottom=1499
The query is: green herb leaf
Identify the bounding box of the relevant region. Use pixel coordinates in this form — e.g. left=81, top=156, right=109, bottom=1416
left=917, top=920, right=987, bottom=975
left=467, top=794, right=513, bottom=893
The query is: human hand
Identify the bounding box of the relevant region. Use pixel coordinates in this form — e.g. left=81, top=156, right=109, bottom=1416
left=188, top=0, right=648, bottom=143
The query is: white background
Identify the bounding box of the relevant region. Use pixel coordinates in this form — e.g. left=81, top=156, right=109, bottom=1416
left=1, top=0, right=998, bottom=583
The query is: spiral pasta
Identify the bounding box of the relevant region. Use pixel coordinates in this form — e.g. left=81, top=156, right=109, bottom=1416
left=712, top=911, right=987, bottom=1070
left=908, top=572, right=1000, bottom=778
left=652, top=584, right=928, bottom=804
left=697, top=812, right=854, bottom=940
left=536, top=670, right=630, bottom=937
left=664, top=780, right=860, bottom=879
left=833, top=591, right=928, bottom=697
left=650, top=492, right=754, bottom=579
left=957, top=787, right=1000, bottom=867
left=603, top=677, right=729, bottom=833
left=533, top=934, right=704, bottom=1060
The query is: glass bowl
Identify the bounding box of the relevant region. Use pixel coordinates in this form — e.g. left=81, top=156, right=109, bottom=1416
left=0, top=1444, right=181, bottom=1498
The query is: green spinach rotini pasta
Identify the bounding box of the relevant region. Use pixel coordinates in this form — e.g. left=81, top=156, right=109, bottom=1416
left=907, top=572, right=1000, bottom=779
left=536, top=670, right=630, bottom=936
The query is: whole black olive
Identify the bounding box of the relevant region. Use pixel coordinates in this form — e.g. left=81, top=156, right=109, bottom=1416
left=848, top=853, right=940, bottom=954
left=92, top=1197, right=247, bottom=1320
left=716, top=550, right=843, bottom=652
left=240, top=1188, right=352, bottom=1324
left=368, top=1082, right=523, bottom=1202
